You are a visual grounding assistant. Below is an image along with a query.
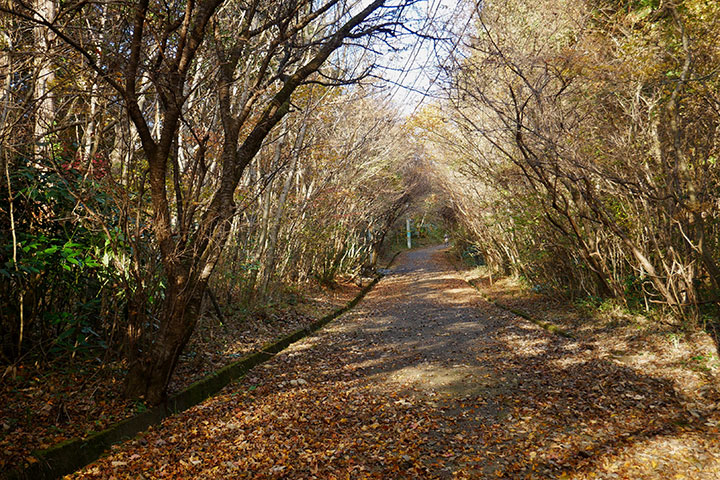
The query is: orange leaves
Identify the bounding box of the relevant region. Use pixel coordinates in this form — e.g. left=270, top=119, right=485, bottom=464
left=55, top=249, right=720, bottom=479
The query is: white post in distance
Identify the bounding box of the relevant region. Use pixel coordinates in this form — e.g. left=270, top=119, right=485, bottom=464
left=406, top=217, right=412, bottom=249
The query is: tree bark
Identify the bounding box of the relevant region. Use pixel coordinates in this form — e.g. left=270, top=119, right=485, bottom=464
left=260, top=122, right=305, bottom=296
left=32, top=0, right=57, bottom=161
left=125, top=267, right=207, bottom=404
left=124, top=0, right=392, bottom=404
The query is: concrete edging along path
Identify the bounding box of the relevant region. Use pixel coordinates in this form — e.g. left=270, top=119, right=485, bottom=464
left=465, top=278, right=575, bottom=339
left=445, top=251, right=574, bottom=339
left=4, top=260, right=397, bottom=480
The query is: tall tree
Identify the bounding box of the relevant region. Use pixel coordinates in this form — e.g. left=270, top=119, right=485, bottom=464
left=3, top=0, right=414, bottom=403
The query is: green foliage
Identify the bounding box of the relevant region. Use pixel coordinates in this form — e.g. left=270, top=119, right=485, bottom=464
left=0, top=161, right=132, bottom=362
left=631, top=0, right=659, bottom=11
left=461, top=245, right=486, bottom=267
left=682, top=352, right=716, bottom=373
left=134, top=401, right=148, bottom=414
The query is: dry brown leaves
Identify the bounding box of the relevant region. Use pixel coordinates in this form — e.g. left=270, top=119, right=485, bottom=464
left=1, top=282, right=358, bottom=471
left=15, top=247, right=720, bottom=478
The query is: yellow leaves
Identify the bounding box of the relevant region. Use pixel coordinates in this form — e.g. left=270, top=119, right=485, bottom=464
left=405, top=105, right=447, bottom=140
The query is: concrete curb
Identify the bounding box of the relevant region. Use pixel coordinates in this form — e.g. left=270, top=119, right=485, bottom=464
left=445, top=251, right=574, bottom=339
left=466, top=278, right=575, bottom=339
left=4, top=273, right=387, bottom=480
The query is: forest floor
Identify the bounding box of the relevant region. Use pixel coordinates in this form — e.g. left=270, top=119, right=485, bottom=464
left=0, top=281, right=361, bottom=471
left=61, top=245, right=720, bottom=479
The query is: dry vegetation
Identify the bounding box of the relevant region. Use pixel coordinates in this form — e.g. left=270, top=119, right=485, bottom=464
left=420, top=0, right=720, bottom=342
left=0, top=280, right=360, bottom=470
left=466, top=267, right=720, bottom=479
left=3, top=0, right=720, bottom=476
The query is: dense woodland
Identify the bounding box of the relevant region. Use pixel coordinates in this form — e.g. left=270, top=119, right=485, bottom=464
left=2, top=0, right=720, bottom=474
left=0, top=0, right=430, bottom=405
left=425, top=0, right=720, bottom=342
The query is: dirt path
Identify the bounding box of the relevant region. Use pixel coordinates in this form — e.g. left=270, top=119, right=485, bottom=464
left=71, top=246, right=718, bottom=479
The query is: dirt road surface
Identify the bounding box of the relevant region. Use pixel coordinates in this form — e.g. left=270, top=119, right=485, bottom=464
left=71, top=246, right=714, bottom=479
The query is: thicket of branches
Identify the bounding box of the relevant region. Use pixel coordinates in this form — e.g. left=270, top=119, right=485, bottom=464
left=0, top=0, right=423, bottom=403
left=428, top=0, right=720, bottom=334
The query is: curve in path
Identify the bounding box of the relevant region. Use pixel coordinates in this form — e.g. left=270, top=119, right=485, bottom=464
left=72, top=246, right=692, bottom=479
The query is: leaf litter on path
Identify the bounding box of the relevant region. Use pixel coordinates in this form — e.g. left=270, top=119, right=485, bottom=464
left=70, top=246, right=720, bottom=479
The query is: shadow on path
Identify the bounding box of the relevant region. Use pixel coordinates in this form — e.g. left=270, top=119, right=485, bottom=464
left=72, top=245, right=720, bottom=480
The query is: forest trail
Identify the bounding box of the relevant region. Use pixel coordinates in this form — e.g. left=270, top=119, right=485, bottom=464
left=72, top=246, right=716, bottom=479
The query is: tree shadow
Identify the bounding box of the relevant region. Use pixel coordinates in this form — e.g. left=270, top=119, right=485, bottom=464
left=310, top=246, right=720, bottom=477
left=72, top=245, right=720, bottom=479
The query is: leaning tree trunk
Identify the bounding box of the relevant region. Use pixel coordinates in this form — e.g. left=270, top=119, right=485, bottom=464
left=124, top=268, right=207, bottom=404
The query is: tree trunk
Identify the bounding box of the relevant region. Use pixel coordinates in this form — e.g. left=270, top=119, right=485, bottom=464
left=260, top=122, right=304, bottom=296
left=123, top=0, right=392, bottom=405
left=32, top=0, right=57, bottom=161
left=124, top=272, right=207, bottom=404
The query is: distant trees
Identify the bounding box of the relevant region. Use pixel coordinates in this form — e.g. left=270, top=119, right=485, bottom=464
left=212, top=89, right=423, bottom=303
left=1, top=0, right=421, bottom=403
left=432, top=0, right=720, bottom=331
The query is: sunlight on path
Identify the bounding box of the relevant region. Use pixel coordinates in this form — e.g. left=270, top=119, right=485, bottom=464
left=71, top=246, right=720, bottom=479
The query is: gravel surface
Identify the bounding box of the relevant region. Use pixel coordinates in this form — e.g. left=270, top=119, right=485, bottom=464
left=71, top=245, right=720, bottom=479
